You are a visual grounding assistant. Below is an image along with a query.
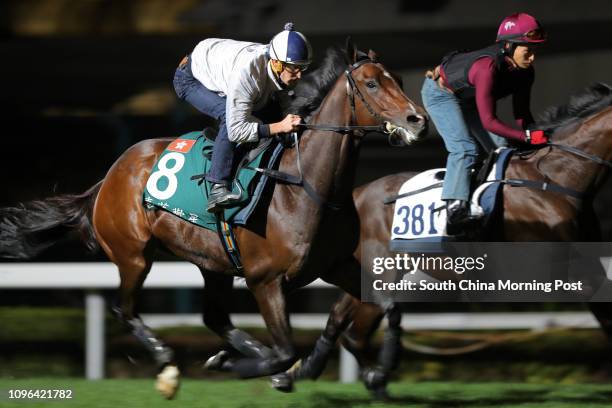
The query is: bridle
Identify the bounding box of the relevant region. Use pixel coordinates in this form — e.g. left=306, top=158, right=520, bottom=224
left=248, top=58, right=401, bottom=211
left=297, top=58, right=389, bottom=135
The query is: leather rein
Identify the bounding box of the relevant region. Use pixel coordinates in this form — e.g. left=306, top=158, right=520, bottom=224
left=251, top=58, right=391, bottom=210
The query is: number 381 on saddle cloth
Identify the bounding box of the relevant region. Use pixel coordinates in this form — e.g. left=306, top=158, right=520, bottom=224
left=389, top=148, right=514, bottom=252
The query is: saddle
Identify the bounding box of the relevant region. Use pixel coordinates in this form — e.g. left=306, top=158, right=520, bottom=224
left=388, top=147, right=515, bottom=252
left=143, top=129, right=283, bottom=232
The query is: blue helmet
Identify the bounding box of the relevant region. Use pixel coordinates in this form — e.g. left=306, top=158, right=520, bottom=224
left=269, top=22, right=312, bottom=65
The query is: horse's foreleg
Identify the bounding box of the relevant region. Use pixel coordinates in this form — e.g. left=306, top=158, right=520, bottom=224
left=224, top=278, right=297, bottom=379
left=293, top=293, right=359, bottom=381
left=360, top=303, right=402, bottom=399
left=319, top=257, right=395, bottom=397
left=199, top=272, right=274, bottom=371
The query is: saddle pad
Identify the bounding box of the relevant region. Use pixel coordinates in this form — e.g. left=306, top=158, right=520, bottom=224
left=143, top=131, right=282, bottom=231
left=390, top=169, right=449, bottom=243
left=389, top=147, right=514, bottom=252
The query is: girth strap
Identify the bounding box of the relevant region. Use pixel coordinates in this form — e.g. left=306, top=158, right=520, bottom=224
left=214, top=212, right=244, bottom=274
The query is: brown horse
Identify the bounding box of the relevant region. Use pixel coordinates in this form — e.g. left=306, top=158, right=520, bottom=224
left=275, top=83, right=612, bottom=396
left=0, top=42, right=428, bottom=398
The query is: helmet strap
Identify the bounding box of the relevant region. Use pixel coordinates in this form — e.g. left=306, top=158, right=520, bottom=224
left=502, top=41, right=518, bottom=56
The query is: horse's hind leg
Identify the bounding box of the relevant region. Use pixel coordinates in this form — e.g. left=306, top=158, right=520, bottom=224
left=110, top=250, right=179, bottom=399
left=199, top=271, right=274, bottom=371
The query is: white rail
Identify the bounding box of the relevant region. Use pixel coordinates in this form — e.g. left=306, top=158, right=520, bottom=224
left=0, top=262, right=601, bottom=383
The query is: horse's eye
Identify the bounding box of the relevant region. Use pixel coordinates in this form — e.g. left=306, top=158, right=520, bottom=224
left=366, top=81, right=377, bottom=89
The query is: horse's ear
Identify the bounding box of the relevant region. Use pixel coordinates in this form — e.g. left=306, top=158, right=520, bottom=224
left=367, top=49, right=378, bottom=62
left=345, top=36, right=357, bottom=64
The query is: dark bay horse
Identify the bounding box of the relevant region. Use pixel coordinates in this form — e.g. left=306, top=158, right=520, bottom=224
left=277, top=83, right=612, bottom=396
left=0, top=42, right=428, bottom=398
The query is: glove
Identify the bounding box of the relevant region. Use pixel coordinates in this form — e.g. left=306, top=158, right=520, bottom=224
left=525, top=129, right=549, bottom=145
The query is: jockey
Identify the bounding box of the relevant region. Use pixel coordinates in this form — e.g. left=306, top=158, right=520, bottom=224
left=173, top=23, right=312, bottom=212
left=421, top=13, right=549, bottom=232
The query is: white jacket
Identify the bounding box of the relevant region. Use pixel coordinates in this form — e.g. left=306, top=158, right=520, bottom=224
left=190, top=38, right=283, bottom=143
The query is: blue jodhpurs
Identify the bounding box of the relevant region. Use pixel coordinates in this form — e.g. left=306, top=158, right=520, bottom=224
left=421, top=78, right=506, bottom=201
left=173, top=57, right=235, bottom=186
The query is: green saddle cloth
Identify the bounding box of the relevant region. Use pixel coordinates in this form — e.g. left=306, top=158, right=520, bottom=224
left=143, top=131, right=274, bottom=231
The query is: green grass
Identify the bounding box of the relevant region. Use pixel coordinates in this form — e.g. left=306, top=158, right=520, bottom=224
left=2, top=379, right=612, bottom=408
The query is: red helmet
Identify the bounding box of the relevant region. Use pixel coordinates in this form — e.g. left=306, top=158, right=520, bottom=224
left=496, top=13, right=546, bottom=44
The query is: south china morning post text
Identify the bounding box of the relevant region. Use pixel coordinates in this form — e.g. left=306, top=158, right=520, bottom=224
left=360, top=243, right=612, bottom=302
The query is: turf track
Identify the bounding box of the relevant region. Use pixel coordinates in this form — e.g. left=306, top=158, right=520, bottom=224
left=2, top=379, right=612, bottom=407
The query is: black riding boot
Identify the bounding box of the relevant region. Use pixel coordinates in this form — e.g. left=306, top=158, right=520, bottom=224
left=207, top=182, right=241, bottom=212
left=445, top=199, right=470, bottom=235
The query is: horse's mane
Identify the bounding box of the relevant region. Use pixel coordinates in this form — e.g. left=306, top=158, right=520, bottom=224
left=537, top=82, right=612, bottom=134
left=285, top=46, right=348, bottom=117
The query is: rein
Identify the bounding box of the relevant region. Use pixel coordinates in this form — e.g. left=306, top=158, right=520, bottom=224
left=384, top=141, right=612, bottom=205
left=492, top=140, right=612, bottom=200
left=547, top=142, right=612, bottom=169
left=297, top=58, right=389, bottom=135
left=511, top=141, right=612, bottom=200
left=255, top=58, right=391, bottom=210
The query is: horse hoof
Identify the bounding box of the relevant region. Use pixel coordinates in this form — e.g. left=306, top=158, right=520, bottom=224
left=370, top=387, right=390, bottom=401
left=362, top=367, right=387, bottom=391
left=286, top=359, right=302, bottom=376
left=270, top=373, right=294, bottom=393
left=155, top=365, right=180, bottom=399
left=203, top=350, right=229, bottom=371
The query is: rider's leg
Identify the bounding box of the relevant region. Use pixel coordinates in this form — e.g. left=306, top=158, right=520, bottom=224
left=172, top=58, right=238, bottom=211
left=421, top=77, right=479, bottom=230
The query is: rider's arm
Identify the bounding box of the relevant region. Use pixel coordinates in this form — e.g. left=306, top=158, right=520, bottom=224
left=225, top=68, right=296, bottom=142
left=225, top=66, right=270, bottom=144
left=512, top=68, right=535, bottom=130
left=470, top=57, right=527, bottom=142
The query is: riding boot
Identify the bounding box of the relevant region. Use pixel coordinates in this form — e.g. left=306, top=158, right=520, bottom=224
left=207, top=182, right=241, bottom=212
left=445, top=199, right=470, bottom=235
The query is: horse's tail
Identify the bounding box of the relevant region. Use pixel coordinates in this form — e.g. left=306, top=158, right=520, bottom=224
left=0, top=181, right=103, bottom=259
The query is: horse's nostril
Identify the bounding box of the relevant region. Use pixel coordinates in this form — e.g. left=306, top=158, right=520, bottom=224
left=407, top=114, right=424, bottom=124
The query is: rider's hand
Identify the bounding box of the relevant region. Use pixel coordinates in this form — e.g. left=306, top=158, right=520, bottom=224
left=525, top=129, right=549, bottom=145
left=271, top=114, right=301, bottom=135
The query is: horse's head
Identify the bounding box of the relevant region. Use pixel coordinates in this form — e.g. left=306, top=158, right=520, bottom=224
left=344, top=39, right=429, bottom=146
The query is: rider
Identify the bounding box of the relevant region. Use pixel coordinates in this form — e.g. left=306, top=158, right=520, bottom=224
left=421, top=13, right=549, bottom=231
left=173, top=23, right=312, bottom=212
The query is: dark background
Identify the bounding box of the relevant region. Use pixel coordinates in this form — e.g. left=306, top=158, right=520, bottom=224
left=1, top=0, right=611, bottom=312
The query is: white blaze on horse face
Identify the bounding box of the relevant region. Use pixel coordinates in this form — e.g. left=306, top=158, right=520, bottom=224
left=383, top=71, right=416, bottom=112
